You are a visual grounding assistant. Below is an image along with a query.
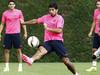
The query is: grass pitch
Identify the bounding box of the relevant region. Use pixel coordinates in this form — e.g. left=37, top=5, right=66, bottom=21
left=0, top=62, right=100, bottom=75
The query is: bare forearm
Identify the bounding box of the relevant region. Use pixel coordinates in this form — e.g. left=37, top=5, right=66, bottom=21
left=0, top=23, right=4, bottom=34
left=21, top=19, right=37, bottom=25
left=44, top=23, right=62, bottom=33
left=46, top=28, right=63, bottom=34
left=22, top=25, right=27, bottom=34
left=90, top=21, right=95, bottom=33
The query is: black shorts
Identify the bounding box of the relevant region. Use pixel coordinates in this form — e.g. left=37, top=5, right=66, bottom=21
left=93, top=33, right=100, bottom=49
left=3, top=33, right=22, bottom=49
left=43, top=40, right=68, bottom=58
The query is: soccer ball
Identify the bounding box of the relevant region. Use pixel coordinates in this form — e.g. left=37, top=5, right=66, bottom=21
left=28, top=36, right=39, bottom=47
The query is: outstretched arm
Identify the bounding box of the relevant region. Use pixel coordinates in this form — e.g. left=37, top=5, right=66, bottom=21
left=46, top=27, right=62, bottom=33
left=21, top=19, right=37, bottom=25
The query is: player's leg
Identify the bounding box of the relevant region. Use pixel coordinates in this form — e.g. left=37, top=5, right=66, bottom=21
left=30, top=41, right=53, bottom=62
left=13, top=33, right=23, bottom=72
left=3, top=34, right=12, bottom=72
left=94, top=47, right=100, bottom=57
left=62, top=57, right=79, bottom=75
left=16, top=48, right=22, bottom=72
left=31, top=46, right=48, bottom=61
left=52, top=40, right=79, bottom=75
left=92, top=48, right=97, bottom=69
left=86, top=33, right=99, bottom=72
left=3, top=49, right=10, bottom=72
left=22, top=41, right=52, bottom=65
left=93, top=47, right=100, bottom=59
left=22, top=46, right=48, bottom=65
left=86, top=48, right=97, bottom=72
left=91, top=48, right=100, bottom=71
left=94, top=36, right=100, bottom=58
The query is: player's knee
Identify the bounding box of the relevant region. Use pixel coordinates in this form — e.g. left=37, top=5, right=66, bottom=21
left=92, top=55, right=97, bottom=60
left=62, top=57, right=70, bottom=63
left=38, top=46, right=48, bottom=55
left=41, top=50, right=47, bottom=55
left=4, top=49, right=10, bottom=53
left=92, top=48, right=97, bottom=53
left=17, top=49, right=22, bottom=54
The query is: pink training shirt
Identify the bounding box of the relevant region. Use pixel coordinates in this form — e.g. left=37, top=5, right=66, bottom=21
left=2, top=9, right=24, bottom=34
left=93, top=9, right=100, bottom=33
left=37, top=14, right=64, bottom=42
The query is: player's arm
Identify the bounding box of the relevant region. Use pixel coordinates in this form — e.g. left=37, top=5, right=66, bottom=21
left=44, top=23, right=62, bottom=34
left=20, top=19, right=27, bottom=39
left=0, top=22, right=4, bottom=33
left=46, top=28, right=62, bottom=34
left=21, top=19, right=37, bottom=25
left=0, top=22, right=4, bottom=41
left=88, top=21, right=95, bottom=37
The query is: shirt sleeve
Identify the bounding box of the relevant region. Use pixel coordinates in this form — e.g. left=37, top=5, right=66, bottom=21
left=2, top=13, right=6, bottom=23
left=57, top=16, right=64, bottom=28
left=36, top=15, right=46, bottom=24
left=19, top=10, right=24, bottom=20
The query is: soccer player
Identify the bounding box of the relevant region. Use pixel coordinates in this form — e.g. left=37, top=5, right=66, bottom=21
left=86, top=0, right=100, bottom=72
left=0, top=0, right=27, bottom=72
left=21, top=3, right=79, bottom=75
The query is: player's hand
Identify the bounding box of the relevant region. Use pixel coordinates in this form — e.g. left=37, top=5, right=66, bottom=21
left=43, top=23, right=48, bottom=29
left=88, top=32, right=92, bottom=37
left=43, top=23, right=52, bottom=32
left=21, top=22, right=23, bottom=24
left=24, top=33, right=27, bottom=39
left=20, top=19, right=25, bottom=25
left=21, top=21, right=26, bottom=25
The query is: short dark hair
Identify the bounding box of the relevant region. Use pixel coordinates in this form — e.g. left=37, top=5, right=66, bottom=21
left=8, top=0, right=15, bottom=4
left=48, top=3, right=58, bottom=9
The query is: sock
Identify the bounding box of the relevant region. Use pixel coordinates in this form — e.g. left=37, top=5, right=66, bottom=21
left=92, top=60, right=97, bottom=67
left=5, top=63, right=9, bottom=68
left=30, top=58, right=34, bottom=63
left=18, top=63, right=22, bottom=68
left=75, top=72, right=78, bottom=75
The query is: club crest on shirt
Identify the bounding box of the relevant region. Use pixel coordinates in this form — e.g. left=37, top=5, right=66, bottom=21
left=53, top=19, right=56, bottom=22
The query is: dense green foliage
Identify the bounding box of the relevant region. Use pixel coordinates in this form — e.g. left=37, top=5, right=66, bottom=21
left=0, top=0, right=97, bottom=62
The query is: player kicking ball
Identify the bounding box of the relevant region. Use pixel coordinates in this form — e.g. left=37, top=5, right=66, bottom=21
left=21, top=3, right=79, bottom=75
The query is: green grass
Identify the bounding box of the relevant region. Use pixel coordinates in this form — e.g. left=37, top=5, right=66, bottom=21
left=0, top=62, right=100, bottom=75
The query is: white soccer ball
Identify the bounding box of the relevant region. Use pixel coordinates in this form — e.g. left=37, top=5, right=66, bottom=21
left=28, top=36, right=39, bottom=47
